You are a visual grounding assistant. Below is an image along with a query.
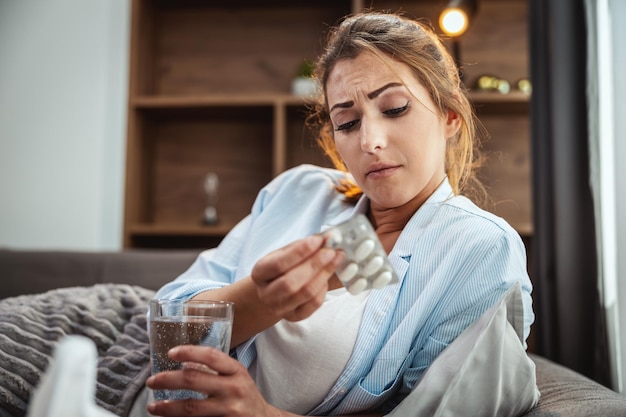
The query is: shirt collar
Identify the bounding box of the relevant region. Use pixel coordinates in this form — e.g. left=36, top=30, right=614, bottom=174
left=392, top=177, right=454, bottom=257
left=321, top=177, right=454, bottom=240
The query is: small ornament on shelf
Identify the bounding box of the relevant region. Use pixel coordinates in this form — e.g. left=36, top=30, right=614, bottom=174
left=291, top=60, right=319, bottom=97
left=474, top=75, right=532, bottom=95
left=203, top=172, right=219, bottom=225
left=474, top=75, right=511, bottom=94
left=516, top=78, right=532, bottom=95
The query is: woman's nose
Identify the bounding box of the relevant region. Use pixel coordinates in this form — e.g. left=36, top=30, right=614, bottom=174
left=360, top=118, right=387, bottom=152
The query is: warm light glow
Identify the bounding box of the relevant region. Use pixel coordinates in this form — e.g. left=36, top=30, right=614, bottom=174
left=439, top=8, right=469, bottom=37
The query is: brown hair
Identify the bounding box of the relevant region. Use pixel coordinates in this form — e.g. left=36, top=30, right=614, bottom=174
left=307, top=12, right=487, bottom=204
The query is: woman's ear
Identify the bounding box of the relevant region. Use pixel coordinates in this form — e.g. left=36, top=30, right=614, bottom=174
left=444, top=109, right=462, bottom=139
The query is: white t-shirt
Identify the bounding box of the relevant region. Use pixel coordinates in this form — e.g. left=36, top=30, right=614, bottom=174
left=249, top=287, right=370, bottom=414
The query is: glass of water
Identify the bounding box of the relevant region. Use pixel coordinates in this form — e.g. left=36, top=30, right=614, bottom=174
left=149, top=299, right=234, bottom=401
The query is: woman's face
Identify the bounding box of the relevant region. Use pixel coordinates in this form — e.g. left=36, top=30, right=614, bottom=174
left=326, top=51, right=460, bottom=212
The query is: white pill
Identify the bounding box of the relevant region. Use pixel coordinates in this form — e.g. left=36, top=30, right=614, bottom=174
left=354, top=239, right=375, bottom=261
left=363, top=256, right=384, bottom=276
left=348, top=277, right=368, bottom=295
left=338, top=262, right=359, bottom=283
left=372, top=270, right=393, bottom=289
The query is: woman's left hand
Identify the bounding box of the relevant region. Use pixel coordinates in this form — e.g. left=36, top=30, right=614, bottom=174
left=146, top=345, right=281, bottom=417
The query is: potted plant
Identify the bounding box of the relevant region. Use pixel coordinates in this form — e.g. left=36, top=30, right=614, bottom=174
left=291, top=60, right=318, bottom=97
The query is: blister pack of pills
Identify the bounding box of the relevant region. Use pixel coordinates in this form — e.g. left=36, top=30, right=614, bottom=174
left=323, top=214, right=399, bottom=295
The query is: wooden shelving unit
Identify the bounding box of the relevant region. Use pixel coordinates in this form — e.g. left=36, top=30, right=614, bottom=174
left=123, top=0, right=531, bottom=249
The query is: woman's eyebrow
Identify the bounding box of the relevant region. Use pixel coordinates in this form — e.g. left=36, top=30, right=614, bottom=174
left=367, top=82, right=403, bottom=99
left=330, top=82, right=404, bottom=113
left=330, top=100, right=354, bottom=113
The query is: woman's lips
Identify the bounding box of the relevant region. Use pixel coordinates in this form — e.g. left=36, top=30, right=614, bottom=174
left=366, top=164, right=400, bottom=179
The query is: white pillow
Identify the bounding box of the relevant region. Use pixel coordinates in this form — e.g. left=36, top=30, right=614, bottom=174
left=386, top=283, right=540, bottom=417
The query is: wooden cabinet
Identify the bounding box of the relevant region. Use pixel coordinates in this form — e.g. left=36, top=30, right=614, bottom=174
left=123, top=0, right=531, bottom=249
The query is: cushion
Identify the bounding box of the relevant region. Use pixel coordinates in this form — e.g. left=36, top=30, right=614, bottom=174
left=526, top=354, right=626, bottom=416
left=386, top=283, right=540, bottom=417
left=0, top=284, right=154, bottom=417
left=0, top=249, right=200, bottom=299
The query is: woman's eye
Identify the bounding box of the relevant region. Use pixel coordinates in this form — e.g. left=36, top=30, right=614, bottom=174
left=384, top=103, right=409, bottom=117
left=335, top=119, right=360, bottom=131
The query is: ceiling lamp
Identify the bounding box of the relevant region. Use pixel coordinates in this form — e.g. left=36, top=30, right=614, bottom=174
left=439, top=0, right=478, bottom=37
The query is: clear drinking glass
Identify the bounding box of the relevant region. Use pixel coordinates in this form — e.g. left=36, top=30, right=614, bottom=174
left=149, top=299, right=234, bottom=401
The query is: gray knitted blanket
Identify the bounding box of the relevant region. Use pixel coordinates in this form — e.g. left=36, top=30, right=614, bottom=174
left=0, top=284, right=155, bottom=417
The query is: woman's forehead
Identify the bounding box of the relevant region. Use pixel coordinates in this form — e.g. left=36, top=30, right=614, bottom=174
left=326, top=52, right=425, bottom=106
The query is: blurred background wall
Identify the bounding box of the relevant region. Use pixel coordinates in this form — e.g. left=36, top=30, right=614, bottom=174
left=0, top=0, right=129, bottom=250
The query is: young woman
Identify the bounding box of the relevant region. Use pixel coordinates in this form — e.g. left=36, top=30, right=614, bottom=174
left=146, top=12, right=534, bottom=417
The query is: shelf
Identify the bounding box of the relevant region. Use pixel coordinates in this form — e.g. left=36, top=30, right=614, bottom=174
left=470, top=90, right=530, bottom=103
left=127, top=222, right=235, bottom=250
left=132, top=94, right=312, bottom=109
left=131, top=91, right=528, bottom=110
left=133, top=1, right=350, bottom=97
left=129, top=222, right=236, bottom=237
left=124, top=0, right=532, bottom=249
left=470, top=91, right=530, bottom=114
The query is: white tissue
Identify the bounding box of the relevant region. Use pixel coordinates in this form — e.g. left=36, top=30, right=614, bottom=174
left=26, top=335, right=117, bottom=417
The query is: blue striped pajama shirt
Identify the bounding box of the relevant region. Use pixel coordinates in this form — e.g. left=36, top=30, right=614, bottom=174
left=153, top=164, right=535, bottom=415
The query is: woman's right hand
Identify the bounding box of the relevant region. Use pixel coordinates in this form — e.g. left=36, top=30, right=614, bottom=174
left=250, top=235, right=344, bottom=322
left=193, top=235, right=344, bottom=346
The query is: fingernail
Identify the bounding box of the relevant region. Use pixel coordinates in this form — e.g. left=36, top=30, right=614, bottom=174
left=168, top=346, right=180, bottom=356
left=307, top=235, right=323, bottom=250
left=320, top=248, right=335, bottom=263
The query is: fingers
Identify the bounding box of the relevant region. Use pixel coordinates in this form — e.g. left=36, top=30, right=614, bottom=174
left=146, top=346, right=270, bottom=417
left=146, top=347, right=238, bottom=393
left=251, top=237, right=344, bottom=319
left=169, top=345, right=239, bottom=376
left=251, top=234, right=325, bottom=281
left=259, top=247, right=336, bottom=297
left=146, top=347, right=240, bottom=416
left=147, top=355, right=215, bottom=395
left=147, top=396, right=216, bottom=417
left=283, top=282, right=328, bottom=321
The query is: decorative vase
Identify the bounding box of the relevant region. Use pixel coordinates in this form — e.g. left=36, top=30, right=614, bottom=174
left=291, top=77, right=319, bottom=97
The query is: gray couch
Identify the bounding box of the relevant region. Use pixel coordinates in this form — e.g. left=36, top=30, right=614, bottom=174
left=1, top=248, right=626, bottom=417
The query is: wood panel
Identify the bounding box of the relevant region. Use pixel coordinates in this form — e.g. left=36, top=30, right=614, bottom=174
left=132, top=0, right=158, bottom=96
left=478, top=113, right=532, bottom=235
left=461, top=0, right=529, bottom=89
left=285, top=104, right=334, bottom=169
left=357, top=0, right=529, bottom=91
left=152, top=4, right=349, bottom=95
left=123, top=0, right=531, bottom=249
left=145, top=107, right=273, bottom=227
